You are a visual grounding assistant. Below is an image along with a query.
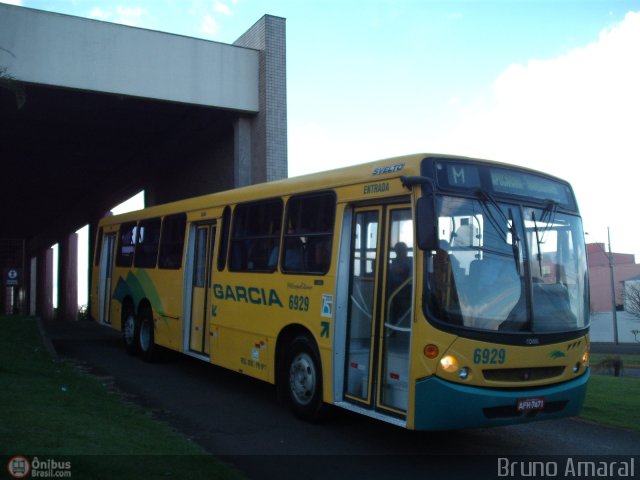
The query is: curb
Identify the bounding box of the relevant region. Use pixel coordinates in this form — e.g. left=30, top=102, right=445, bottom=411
left=590, top=342, right=640, bottom=355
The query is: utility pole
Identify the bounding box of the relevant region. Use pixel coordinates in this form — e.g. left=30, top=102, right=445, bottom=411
left=608, top=227, right=619, bottom=345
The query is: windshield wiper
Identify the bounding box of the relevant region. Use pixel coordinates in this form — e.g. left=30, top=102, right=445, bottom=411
left=476, top=190, right=521, bottom=274
left=508, top=207, right=522, bottom=275
left=531, top=199, right=558, bottom=276
left=539, top=199, right=559, bottom=241
left=531, top=210, right=543, bottom=276
left=476, top=190, right=508, bottom=235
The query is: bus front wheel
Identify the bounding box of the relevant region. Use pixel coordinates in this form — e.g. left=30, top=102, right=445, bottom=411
left=285, top=334, right=324, bottom=421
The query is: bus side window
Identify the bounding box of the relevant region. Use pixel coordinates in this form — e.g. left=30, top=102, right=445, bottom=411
left=230, top=199, right=283, bottom=272
left=116, top=221, right=137, bottom=267
left=282, top=192, right=335, bottom=275
left=134, top=217, right=161, bottom=269
left=158, top=213, right=187, bottom=269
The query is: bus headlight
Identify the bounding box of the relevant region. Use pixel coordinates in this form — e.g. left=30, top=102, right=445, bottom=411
left=440, top=355, right=459, bottom=373
left=458, top=367, right=470, bottom=380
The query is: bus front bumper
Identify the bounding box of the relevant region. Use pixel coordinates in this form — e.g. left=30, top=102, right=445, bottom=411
left=413, top=368, right=590, bottom=431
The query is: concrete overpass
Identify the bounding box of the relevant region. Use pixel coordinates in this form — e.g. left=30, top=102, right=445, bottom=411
left=0, top=3, right=287, bottom=319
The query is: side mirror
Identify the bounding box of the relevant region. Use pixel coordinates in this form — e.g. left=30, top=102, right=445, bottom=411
left=416, top=196, right=438, bottom=251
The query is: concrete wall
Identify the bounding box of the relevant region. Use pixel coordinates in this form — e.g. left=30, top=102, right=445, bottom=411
left=145, top=132, right=236, bottom=205
left=587, top=243, right=640, bottom=311
left=1, top=5, right=289, bottom=317
left=146, top=15, right=288, bottom=201
left=590, top=263, right=640, bottom=311
left=0, top=3, right=259, bottom=111
left=587, top=243, right=635, bottom=268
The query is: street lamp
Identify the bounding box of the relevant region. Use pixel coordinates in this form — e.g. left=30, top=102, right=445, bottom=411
left=586, top=229, right=619, bottom=344
left=607, top=227, right=619, bottom=345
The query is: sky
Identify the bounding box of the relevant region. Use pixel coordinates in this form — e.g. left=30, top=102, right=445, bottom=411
left=2, top=0, right=640, bottom=300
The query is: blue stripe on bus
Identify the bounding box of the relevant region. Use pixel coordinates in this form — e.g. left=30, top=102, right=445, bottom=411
left=413, top=369, right=590, bottom=430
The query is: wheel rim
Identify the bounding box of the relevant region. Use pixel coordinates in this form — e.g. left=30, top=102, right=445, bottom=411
left=123, top=314, right=135, bottom=345
left=289, top=352, right=316, bottom=406
left=140, top=318, right=151, bottom=352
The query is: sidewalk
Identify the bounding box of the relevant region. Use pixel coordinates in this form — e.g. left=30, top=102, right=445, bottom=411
left=588, top=312, right=640, bottom=378
left=589, top=311, right=640, bottom=350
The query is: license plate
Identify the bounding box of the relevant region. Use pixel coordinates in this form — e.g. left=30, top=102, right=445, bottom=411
left=517, top=397, right=545, bottom=412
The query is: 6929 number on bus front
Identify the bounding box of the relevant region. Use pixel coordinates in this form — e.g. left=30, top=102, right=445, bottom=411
left=473, top=348, right=506, bottom=365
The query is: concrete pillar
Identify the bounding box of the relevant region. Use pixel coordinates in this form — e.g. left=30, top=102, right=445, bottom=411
left=234, top=117, right=253, bottom=187
left=29, top=256, right=37, bottom=316
left=88, top=221, right=97, bottom=317
left=3, top=287, right=10, bottom=315
left=36, top=248, right=54, bottom=321
left=0, top=281, right=5, bottom=315
left=58, top=233, right=78, bottom=321
left=234, top=15, right=288, bottom=186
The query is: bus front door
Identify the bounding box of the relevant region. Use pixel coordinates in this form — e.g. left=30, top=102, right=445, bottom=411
left=187, top=222, right=217, bottom=356
left=98, top=234, right=116, bottom=325
left=344, top=204, right=414, bottom=416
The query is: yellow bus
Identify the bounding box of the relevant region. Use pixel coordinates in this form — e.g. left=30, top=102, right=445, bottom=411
left=90, top=153, right=590, bottom=430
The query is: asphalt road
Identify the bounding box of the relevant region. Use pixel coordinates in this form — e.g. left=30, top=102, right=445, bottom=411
left=43, top=319, right=640, bottom=480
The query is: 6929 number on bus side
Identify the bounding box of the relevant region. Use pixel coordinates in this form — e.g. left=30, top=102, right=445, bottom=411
left=289, top=295, right=310, bottom=312
left=473, top=348, right=506, bottom=365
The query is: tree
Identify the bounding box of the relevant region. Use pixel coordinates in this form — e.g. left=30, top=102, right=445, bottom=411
left=624, top=281, right=640, bottom=317
left=0, top=47, right=26, bottom=109
left=623, top=281, right=640, bottom=343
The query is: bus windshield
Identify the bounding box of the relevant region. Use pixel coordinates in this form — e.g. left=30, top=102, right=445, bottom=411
left=425, top=194, right=589, bottom=334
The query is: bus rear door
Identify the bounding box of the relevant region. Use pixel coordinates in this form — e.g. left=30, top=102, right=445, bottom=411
left=184, top=221, right=217, bottom=357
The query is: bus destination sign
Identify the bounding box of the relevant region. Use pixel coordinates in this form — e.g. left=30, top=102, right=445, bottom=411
left=490, top=168, right=573, bottom=206
left=436, top=161, right=574, bottom=208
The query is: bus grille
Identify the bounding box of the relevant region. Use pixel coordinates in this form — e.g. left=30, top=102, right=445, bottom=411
left=482, top=366, right=565, bottom=382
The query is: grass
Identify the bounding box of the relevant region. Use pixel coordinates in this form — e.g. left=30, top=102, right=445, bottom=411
left=2, top=314, right=638, bottom=476
left=581, top=374, right=640, bottom=432
left=580, top=353, right=640, bottom=432
left=0, top=315, right=242, bottom=479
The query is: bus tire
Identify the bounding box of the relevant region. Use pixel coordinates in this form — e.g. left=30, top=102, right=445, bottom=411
left=285, top=334, right=324, bottom=421
left=122, top=306, right=139, bottom=355
left=138, top=306, right=158, bottom=362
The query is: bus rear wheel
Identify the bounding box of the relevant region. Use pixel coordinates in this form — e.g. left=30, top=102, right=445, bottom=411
left=138, top=306, right=158, bottom=362
left=285, top=334, right=324, bottom=421
left=122, top=307, right=139, bottom=355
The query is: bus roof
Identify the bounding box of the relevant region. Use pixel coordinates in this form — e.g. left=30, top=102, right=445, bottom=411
left=98, top=153, right=573, bottom=225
